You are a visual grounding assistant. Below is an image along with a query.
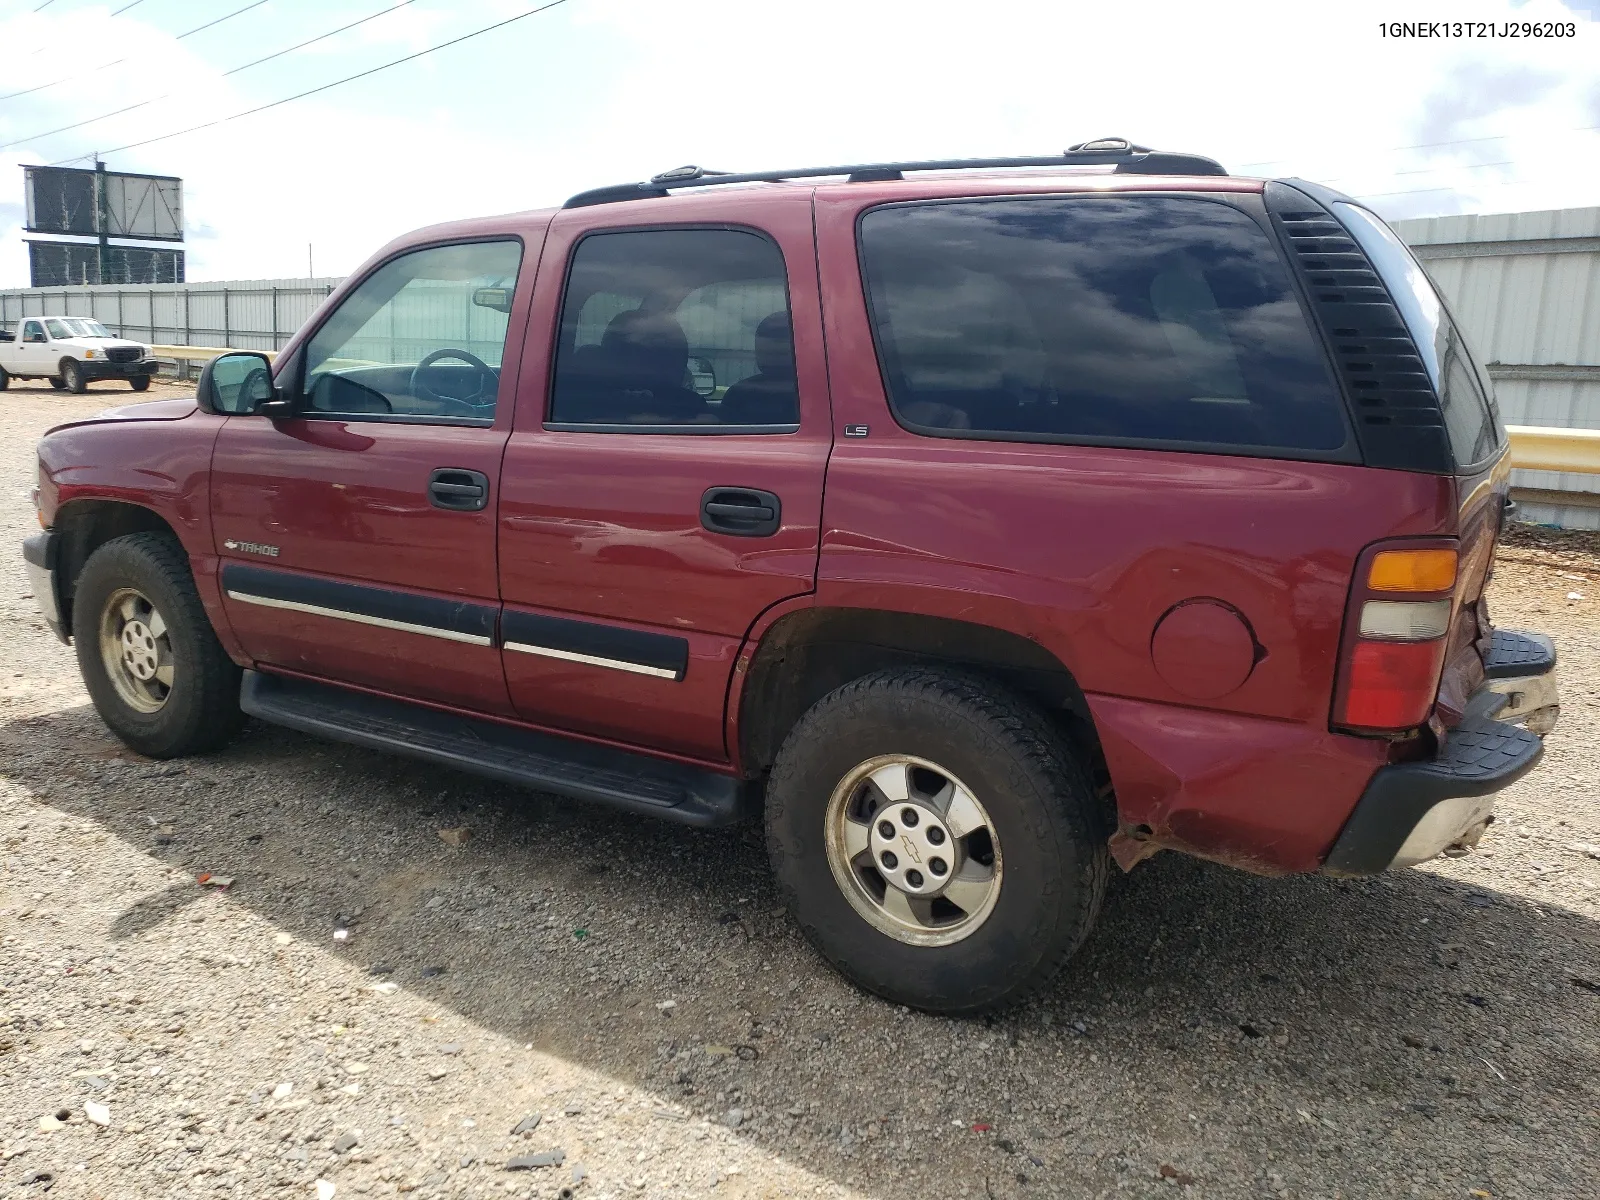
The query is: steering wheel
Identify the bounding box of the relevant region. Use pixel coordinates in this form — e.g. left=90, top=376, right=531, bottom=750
left=409, top=348, right=497, bottom=416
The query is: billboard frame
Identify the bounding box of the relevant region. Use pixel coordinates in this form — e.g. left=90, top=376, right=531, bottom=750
left=23, top=165, right=184, bottom=243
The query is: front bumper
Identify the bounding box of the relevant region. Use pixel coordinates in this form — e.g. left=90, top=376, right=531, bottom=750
left=1322, top=628, right=1558, bottom=876
left=22, top=531, right=67, bottom=643
left=81, top=358, right=156, bottom=381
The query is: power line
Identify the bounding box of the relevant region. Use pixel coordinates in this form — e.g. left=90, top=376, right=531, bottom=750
left=22, top=0, right=145, bottom=56
left=1236, top=123, right=1600, bottom=173
left=0, top=0, right=418, bottom=151
left=1, top=1, right=273, bottom=102
left=50, top=0, right=574, bottom=165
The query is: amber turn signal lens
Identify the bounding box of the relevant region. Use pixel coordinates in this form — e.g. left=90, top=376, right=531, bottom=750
left=1367, top=549, right=1457, bottom=593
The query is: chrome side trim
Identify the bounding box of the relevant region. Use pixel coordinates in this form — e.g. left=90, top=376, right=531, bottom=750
left=503, top=640, right=680, bottom=680
left=226, top=590, right=494, bottom=647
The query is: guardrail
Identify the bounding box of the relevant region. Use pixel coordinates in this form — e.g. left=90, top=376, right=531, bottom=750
left=137, top=349, right=1600, bottom=476
left=1504, top=425, right=1600, bottom=475
left=151, top=344, right=278, bottom=364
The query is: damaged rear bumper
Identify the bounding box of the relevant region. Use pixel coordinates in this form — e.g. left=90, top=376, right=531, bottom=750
left=1321, top=628, right=1557, bottom=877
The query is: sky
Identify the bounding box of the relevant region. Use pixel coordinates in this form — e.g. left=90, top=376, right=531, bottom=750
left=1, top=0, right=1598, bottom=286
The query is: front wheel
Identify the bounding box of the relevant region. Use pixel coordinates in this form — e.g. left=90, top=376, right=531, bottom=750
left=765, top=668, right=1109, bottom=1014
left=61, top=359, right=86, bottom=393
left=72, top=532, right=244, bottom=758
left=49, top=377, right=66, bottom=390
left=129, top=376, right=151, bottom=392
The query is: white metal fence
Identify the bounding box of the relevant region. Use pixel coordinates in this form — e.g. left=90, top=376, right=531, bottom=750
left=1392, top=206, right=1600, bottom=531
left=0, top=277, right=343, bottom=354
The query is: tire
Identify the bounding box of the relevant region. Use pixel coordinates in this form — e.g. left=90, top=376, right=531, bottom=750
left=0, top=365, right=9, bottom=390
left=129, top=376, right=150, bottom=392
left=765, top=667, right=1110, bottom=1014
left=49, top=377, right=66, bottom=390
left=61, top=359, right=86, bottom=393
left=71, top=532, right=244, bottom=758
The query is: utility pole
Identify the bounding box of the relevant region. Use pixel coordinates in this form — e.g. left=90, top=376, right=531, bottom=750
left=95, top=157, right=110, bottom=285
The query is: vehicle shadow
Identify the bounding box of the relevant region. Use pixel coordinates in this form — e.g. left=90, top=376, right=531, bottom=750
left=5, top=701, right=1598, bottom=1199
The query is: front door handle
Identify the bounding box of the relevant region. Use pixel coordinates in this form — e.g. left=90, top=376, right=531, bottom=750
left=429, top=468, right=489, bottom=512
left=701, top=487, right=782, bottom=537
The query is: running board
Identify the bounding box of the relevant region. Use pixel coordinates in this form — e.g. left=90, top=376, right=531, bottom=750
left=240, top=670, right=750, bottom=827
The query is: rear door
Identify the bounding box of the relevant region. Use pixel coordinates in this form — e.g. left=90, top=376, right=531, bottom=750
left=497, top=191, right=831, bottom=760
left=210, top=237, right=535, bottom=714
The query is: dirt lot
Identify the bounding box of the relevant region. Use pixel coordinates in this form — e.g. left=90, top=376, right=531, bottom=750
left=1, top=383, right=1596, bottom=1200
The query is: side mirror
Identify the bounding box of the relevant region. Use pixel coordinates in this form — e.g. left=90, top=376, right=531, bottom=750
left=197, top=352, right=289, bottom=416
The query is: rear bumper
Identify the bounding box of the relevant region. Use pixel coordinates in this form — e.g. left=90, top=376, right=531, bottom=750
left=1321, top=628, right=1557, bottom=877
left=23, top=531, right=68, bottom=643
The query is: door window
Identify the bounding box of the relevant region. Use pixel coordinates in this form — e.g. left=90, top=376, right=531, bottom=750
left=22, top=320, right=46, bottom=343
left=549, top=228, right=798, bottom=430
left=858, top=196, right=1350, bottom=454
left=301, top=240, right=523, bottom=424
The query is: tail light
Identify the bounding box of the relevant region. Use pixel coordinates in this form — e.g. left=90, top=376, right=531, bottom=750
left=1333, top=541, right=1459, bottom=733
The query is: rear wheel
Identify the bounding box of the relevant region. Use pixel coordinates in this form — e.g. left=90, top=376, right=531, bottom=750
left=765, top=667, right=1109, bottom=1014
left=0, top=366, right=9, bottom=391
left=129, top=376, right=150, bottom=392
left=72, top=532, right=244, bottom=758
left=61, top=359, right=86, bottom=393
left=48, top=377, right=66, bottom=390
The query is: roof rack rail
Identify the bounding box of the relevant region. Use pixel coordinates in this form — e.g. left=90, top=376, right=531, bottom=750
left=562, top=138, right=1227, bottom=208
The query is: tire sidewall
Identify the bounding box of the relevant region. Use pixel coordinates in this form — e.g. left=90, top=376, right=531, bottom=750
left=62, top=360, right=84, bottom=393
left=72, top=537, right=222, bottom=757
left=768, top=677, right=1097, bottom=1012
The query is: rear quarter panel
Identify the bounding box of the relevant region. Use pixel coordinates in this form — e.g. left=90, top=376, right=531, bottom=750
left=812, top=184, right=1460, bottom=873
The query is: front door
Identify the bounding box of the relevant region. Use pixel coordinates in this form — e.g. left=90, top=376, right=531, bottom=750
left=497, top=192, right=832, bottom=760
left=210, top=237, right=532, bottom=714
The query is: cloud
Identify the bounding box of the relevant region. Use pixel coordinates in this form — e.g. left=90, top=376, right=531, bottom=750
left=2, top=0, right=1599, bottom=287
left=1413, top=64, right=1561, bottom=153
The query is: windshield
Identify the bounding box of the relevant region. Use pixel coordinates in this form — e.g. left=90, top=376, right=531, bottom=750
left=42, top=318, right=112, bottom=338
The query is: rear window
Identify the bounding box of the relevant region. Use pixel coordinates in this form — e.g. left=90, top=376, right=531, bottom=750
left=858, top=196, right=1350, bottom=454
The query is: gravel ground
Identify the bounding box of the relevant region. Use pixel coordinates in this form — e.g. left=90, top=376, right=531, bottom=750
left=1, top=385, right=1597, bottom=1200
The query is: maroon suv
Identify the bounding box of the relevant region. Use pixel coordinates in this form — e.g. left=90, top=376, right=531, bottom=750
left=25, top=140, right=1561, bottom=1012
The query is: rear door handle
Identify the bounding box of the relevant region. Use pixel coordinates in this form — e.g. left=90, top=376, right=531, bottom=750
left=701, top=487, right=782, bottom=537
left=429, top=468, right=489, bottom=512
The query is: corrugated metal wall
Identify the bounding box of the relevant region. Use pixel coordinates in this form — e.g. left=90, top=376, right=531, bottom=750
left=0, top=278, right=343, bottom=353
left=1392, top=207, right=1600, bottom=531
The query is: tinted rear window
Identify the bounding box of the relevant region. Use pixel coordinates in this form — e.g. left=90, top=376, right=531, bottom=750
left=1334, top=203, right=1503, bottom=469
left=858, top=196, right=1349, bottom=453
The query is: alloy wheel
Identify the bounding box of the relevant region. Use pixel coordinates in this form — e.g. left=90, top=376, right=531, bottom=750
left=823, top=754, right=1003, bottom=946
left=98, top=587, right=174, bottom=713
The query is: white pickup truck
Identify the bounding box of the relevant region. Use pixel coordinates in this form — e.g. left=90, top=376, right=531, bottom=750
left=0, top=316, right=156, bottom=393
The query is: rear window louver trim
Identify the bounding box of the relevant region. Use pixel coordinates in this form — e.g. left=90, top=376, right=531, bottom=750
left=1264, top=186, right=1452, bottom=474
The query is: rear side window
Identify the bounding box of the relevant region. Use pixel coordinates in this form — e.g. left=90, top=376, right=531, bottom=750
left=858, top=197, right=1349, bottom=453
left=549, top=229, right=797, bottom=430
left=1334, top=203, right=1503, bottom=469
